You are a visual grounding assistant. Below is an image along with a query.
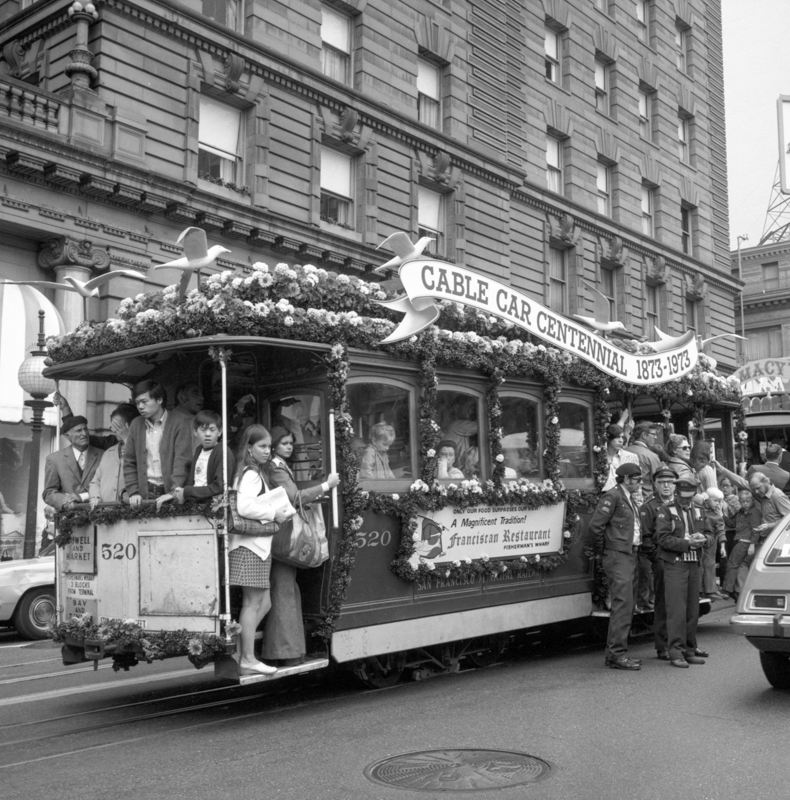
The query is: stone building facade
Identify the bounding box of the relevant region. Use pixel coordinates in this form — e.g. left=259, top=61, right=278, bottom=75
left=0, top=0, right=738, bottom=524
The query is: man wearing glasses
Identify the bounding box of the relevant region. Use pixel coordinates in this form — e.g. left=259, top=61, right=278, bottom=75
left=624, top=421, right=662, bottom=499
left=590, top=462, right=645, bottom=671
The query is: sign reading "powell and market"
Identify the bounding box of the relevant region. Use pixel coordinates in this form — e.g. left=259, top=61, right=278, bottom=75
left=377, top=259, right=699, bottom=386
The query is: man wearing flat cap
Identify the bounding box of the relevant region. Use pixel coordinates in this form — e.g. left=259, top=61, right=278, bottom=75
left=639, top=466, right=677, bottom=660
left=655, top=473, right=712, bottom=668
left=590, top=461, right=644, bottom=670
left=42, top=415, right=104, bottom=511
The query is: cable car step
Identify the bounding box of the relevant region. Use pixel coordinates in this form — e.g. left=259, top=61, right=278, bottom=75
left=213, top=655, right=330, bottom=685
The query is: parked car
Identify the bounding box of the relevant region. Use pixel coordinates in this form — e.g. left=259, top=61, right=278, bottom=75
left=730, top=514, right=790, bottom=689
left=0, top=543, right=56, bottom=640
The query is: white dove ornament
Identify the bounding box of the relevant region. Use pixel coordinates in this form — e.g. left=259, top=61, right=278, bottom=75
left=573, top=281, right=630, bottom=335
left=373, top=232, right=435, bottom=273
left=154, top=227, right=231, bottom=300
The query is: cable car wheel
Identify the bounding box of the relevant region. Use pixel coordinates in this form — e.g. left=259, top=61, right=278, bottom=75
left=464, top=634, right=508, bottom=667
left=352, top=651, right=407, bottom=688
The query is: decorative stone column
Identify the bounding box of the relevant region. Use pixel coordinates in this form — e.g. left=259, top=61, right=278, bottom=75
left=65, top=1, right=99, bottom=92
left=37, top=237, right=109, bottom=418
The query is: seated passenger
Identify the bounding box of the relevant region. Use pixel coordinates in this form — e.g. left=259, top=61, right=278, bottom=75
left=461, top=446, right=480, bottom=480
left=167, top=410, right=235, bottom=504
left=437, top=440, right=465, bottom=480
left=89, top=403, right=139, bottom=506
left=359, top=422, right=396, bottom=480
left=262, top=427, right=339, bottom=666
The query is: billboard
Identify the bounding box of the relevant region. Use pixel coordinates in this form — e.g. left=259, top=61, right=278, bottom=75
left=778, top=96, right=790, bottom=194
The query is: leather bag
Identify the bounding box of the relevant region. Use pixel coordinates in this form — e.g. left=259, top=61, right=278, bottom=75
left=271, top=497, right=329, bottom=568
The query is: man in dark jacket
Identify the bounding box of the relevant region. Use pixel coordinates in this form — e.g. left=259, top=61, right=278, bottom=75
left=639, top=466, right=677, bottom=660
left=590, top=462, right=644, bottom=671
left=655, top=474, right=712, bottom=668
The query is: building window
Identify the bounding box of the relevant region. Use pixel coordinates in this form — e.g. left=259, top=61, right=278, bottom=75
left=675, top=22, right=689, bottom=72
left=417, top=186, right=444, bottom=256
left=417, top=58, right=441, bottom=129
left=321, top=4, right=351, bottom=84
left=638, top=88, right=652, bottom=140
left=545, top=26, right=560, bottom=83
left=635, top=0, right=649, bottom=42
left=596, top=161, right=611, bottom=216
left=645, top=283, right=658, bottom=333
left=641, top=184, right=654, bottom=237
left=546, top=135, right=562, bottom=194
left=763, top=262, right=780, bottom=291
left=595, top=58, right=610, bottom=115
left=678, top=113, right=690, bottom=162
left=198, top=95, right=242, bottom=184
left=600, top=267, right=616, bottom=317
left=749, top=326, right=783, bottom=360
left=681, top=205, right=692, bottom=254
left=202, top=0, right=240, bottom=29
left=685, top=297, right=698, bottom=335
left=320, top=146, right=353, bottom=227
left=549, top=247, right=567, bottom=314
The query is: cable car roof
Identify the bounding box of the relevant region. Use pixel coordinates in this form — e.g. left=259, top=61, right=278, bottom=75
left=42, top=335, right=332, bottom=384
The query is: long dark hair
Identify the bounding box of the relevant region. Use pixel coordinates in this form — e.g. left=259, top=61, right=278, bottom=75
left=233, top=424, right=270, bottom=483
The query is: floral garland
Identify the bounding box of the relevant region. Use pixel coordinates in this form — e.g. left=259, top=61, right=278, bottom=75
left=313, top=342, right=368, bottom=645
left=55, top=498, right=214, bottom=547
left=48, top=614, right=240, bottom=670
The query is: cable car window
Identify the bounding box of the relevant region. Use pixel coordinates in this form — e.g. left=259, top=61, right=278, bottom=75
left=347, top=382, right=413, bottom=480
left=558, top=399, right=593, bottom=480
left=437, top=389, right=482, bottom=480
left=269, top=393, right=324, bottom=481
left=500, top=393, right=543, bottom=481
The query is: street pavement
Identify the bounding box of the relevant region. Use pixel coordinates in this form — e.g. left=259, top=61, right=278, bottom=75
left=1, top=600, right=789, bottom=800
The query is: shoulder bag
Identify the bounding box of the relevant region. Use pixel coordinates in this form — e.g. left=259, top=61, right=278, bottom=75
left=227, top=469, right=293, bottom=537
left=271, top=495, right=329, bottom=568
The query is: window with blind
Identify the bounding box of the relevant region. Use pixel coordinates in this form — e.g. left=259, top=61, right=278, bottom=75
left=635, top=0, right=649, bottom=42
left=545, top=25, right=560, bottom=83
left=202, top=0, right=240, bottom=30
left=748, top=327, right=783, bottom=360
left=639, top=88, right=652, bottom=140
left=320, top=147, right=354, bottom=227
left=417, top=186, right=444, bottom=256
left=678, top=114, right=690, bottom=162
left=641, top=184, right=654, bottom=237
left=763, top=262, right=780, bottom=291
left=198, top=95, right=242, bottom=184
left=321, top=5, right=351, bottom=84
left=685, top=297, right=698, bottom=335
left=549, top=247, right=567, bottom=314
left=600, top=267, right=616, bottom=317
left=675, top=22, right=689, bottom=72
left=417, top=58, right=441, bottom=129
left=595, top=59, right=610, bottom=115
left=645, top=283, right=659, bottom=334
left=546, top=135, right=562, bottom=194
left=597, top=161, right=611, bottom=216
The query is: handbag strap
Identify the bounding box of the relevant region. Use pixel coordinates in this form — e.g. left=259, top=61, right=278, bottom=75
left=236, top=465, right=267, bottom=497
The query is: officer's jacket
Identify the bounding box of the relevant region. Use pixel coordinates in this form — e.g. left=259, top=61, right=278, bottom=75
left=638, top=495, right=666, bottom=562
left=654, top=500, right=712, bottom=564
left=589, top=485, right=638, bottom=555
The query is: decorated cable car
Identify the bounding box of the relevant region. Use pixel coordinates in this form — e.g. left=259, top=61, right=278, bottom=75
left=45, top=239, right=743, bottom=687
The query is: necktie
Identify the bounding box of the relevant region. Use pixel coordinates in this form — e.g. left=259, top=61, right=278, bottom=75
left=77, top=451, right=85, bottom=474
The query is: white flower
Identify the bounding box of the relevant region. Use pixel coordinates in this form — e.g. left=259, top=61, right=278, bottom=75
left=274, top=263, right=291, bottom=275
left=453, top=560, right=461, bottom=567
left=252, top=261, right=269, bottom=272
left=283, top=316, right=294, bottom=326
left=464, top=558, right=472, bottom=565
left=302, top=264, right=317, bottom=275
left=480, top=553, right=489, bottom=562
left=445, top=570, right=451, bottom=577
left=534, top=554, right=541, bottom=562
left=426, top=561, right=436, bottom=571
left=495, top=454, right=505, bottom=463
left=391, top=494, right=400, bottom=501
left=375, top=291, right=387, bottom=300
left=337, top=274, right=350, bottom=284
left=550, top=416, right=559, bottom=425
left=232, top=277, right=243, bottom=288
left=426, top=448, right=436, bottom=458
left=537, top=344, right=546, bottom=352
left=563, top=530, right=571, bottom=539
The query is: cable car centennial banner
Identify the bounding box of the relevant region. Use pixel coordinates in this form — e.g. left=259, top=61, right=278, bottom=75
left=377, top=259, right=699, bottom=386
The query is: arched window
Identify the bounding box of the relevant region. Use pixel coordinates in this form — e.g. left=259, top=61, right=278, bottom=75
left=500, top=392, right=544, bottom=481
left=557, top=397, right=594, bottom=487
left=436, top=387, right=484, bottom=480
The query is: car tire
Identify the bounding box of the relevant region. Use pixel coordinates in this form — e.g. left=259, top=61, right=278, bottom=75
left=759, top=650, right=790, bottom=690
left=13, top=587, right=56, bottom=640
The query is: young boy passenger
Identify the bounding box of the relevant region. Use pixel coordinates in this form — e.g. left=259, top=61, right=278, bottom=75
left=168, top=411, right=235, bottom=503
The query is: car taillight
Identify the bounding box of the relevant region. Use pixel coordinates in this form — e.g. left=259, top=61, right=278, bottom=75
left=752, top=595, right=787, bottom=610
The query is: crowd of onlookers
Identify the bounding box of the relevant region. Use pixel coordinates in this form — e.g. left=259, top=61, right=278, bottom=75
left=591, top=418, right=790, bottom=671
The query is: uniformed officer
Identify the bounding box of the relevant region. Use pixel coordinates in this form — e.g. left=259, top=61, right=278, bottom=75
left=639, top=465, right=677, bottom=660
left=590, top=462, right=644, bottom=670
left=655, top=474, right=712, bottom=668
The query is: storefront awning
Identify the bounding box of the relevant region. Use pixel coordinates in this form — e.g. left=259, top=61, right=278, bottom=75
left=0, top=284, right=65, bottom=425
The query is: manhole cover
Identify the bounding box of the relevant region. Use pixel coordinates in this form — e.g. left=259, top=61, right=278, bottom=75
left=364, top=748, right=552, bottom=792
